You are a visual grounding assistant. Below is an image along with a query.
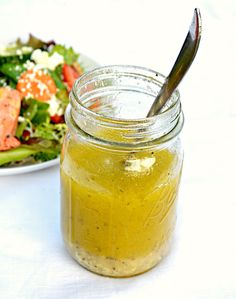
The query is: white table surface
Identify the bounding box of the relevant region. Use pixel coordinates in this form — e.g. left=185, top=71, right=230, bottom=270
left=0, top=0, right=236, bottom=298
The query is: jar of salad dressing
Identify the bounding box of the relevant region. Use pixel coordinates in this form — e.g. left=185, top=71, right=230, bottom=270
left=60, top=65, right=184, bottom=277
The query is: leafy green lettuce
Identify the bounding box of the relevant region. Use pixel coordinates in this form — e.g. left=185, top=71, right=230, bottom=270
left=16, top=99, right=50, bottom=139
left=48, top=65, right=66, bottom=91
left=0, top=63, right=26, bottom=82
left=50, top=44, right=79, bottom=64
left=0, top=143, right=60, bottom=166
left=34, top=123, right=67, bottom=143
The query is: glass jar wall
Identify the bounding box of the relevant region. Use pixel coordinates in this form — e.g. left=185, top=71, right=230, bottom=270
left=60, top=65, right=184, bottom=277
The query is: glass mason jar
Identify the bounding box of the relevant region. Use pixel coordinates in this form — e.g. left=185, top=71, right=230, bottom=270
left=60, top=65, right=184, bottom=278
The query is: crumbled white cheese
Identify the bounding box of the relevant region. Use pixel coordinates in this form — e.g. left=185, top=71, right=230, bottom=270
left=26, top=82, right=31, bottom=89
left=18, top=116, right=25, bottom=122
left=31, top=49, right=64, bottom=71
left=16, top=49, right=22, bottom=55
left=25, top=92, right=34, bottom=99
left=15, top=65, right=21, bottom=71
left=48, top=52, right=64, bottom=70
left=48, top=95, right=63, bottom=116
left=31, top=49, right=48, bottom=65
left=125, top=157, right=155, bottom=172
left=24, top=60, right=35, bottom=70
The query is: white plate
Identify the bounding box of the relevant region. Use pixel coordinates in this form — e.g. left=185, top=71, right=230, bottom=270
left=0, top=157, right=60, bottom=176
left=0, top=53, right=98, bottom=176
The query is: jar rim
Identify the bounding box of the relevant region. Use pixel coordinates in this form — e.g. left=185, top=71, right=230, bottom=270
left=71, top=64, right=180, bottom=124
left=69, top=65, right=184, bottom=147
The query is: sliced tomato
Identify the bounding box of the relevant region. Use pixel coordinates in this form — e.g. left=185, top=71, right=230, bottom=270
left=22, top=130, right=31, bottom=140
left=17, top=69, right=57, bottom=102
left=50, top=114, right=64, bottom=124
left=62, top=64, right=81, bottom=91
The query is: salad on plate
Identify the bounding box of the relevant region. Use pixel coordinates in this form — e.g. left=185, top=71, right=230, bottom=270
left=0, top=35, right=89, bottom=168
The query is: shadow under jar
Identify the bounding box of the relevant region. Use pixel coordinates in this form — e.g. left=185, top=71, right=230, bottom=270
left=60, top=65, right=184, bottom=278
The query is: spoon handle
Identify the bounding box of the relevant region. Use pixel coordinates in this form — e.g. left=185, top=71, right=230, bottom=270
left=147, top=8, right=202, bottom=117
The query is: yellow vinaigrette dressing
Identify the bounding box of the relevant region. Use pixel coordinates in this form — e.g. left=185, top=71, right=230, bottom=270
left=60, top=66, right=184, bottom=277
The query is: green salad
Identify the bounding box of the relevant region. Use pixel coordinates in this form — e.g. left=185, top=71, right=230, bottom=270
left=0, top=35, right=84, bottom=167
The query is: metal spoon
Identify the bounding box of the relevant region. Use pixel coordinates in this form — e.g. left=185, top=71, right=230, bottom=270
left=147, top=8, right=202, bottom=117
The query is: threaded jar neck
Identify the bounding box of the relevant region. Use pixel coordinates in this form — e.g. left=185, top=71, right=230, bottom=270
left=67, top=65, right=184, bottom=148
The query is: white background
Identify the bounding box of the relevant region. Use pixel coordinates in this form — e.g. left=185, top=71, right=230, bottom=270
left=0, top=0, right=236, bottom=298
